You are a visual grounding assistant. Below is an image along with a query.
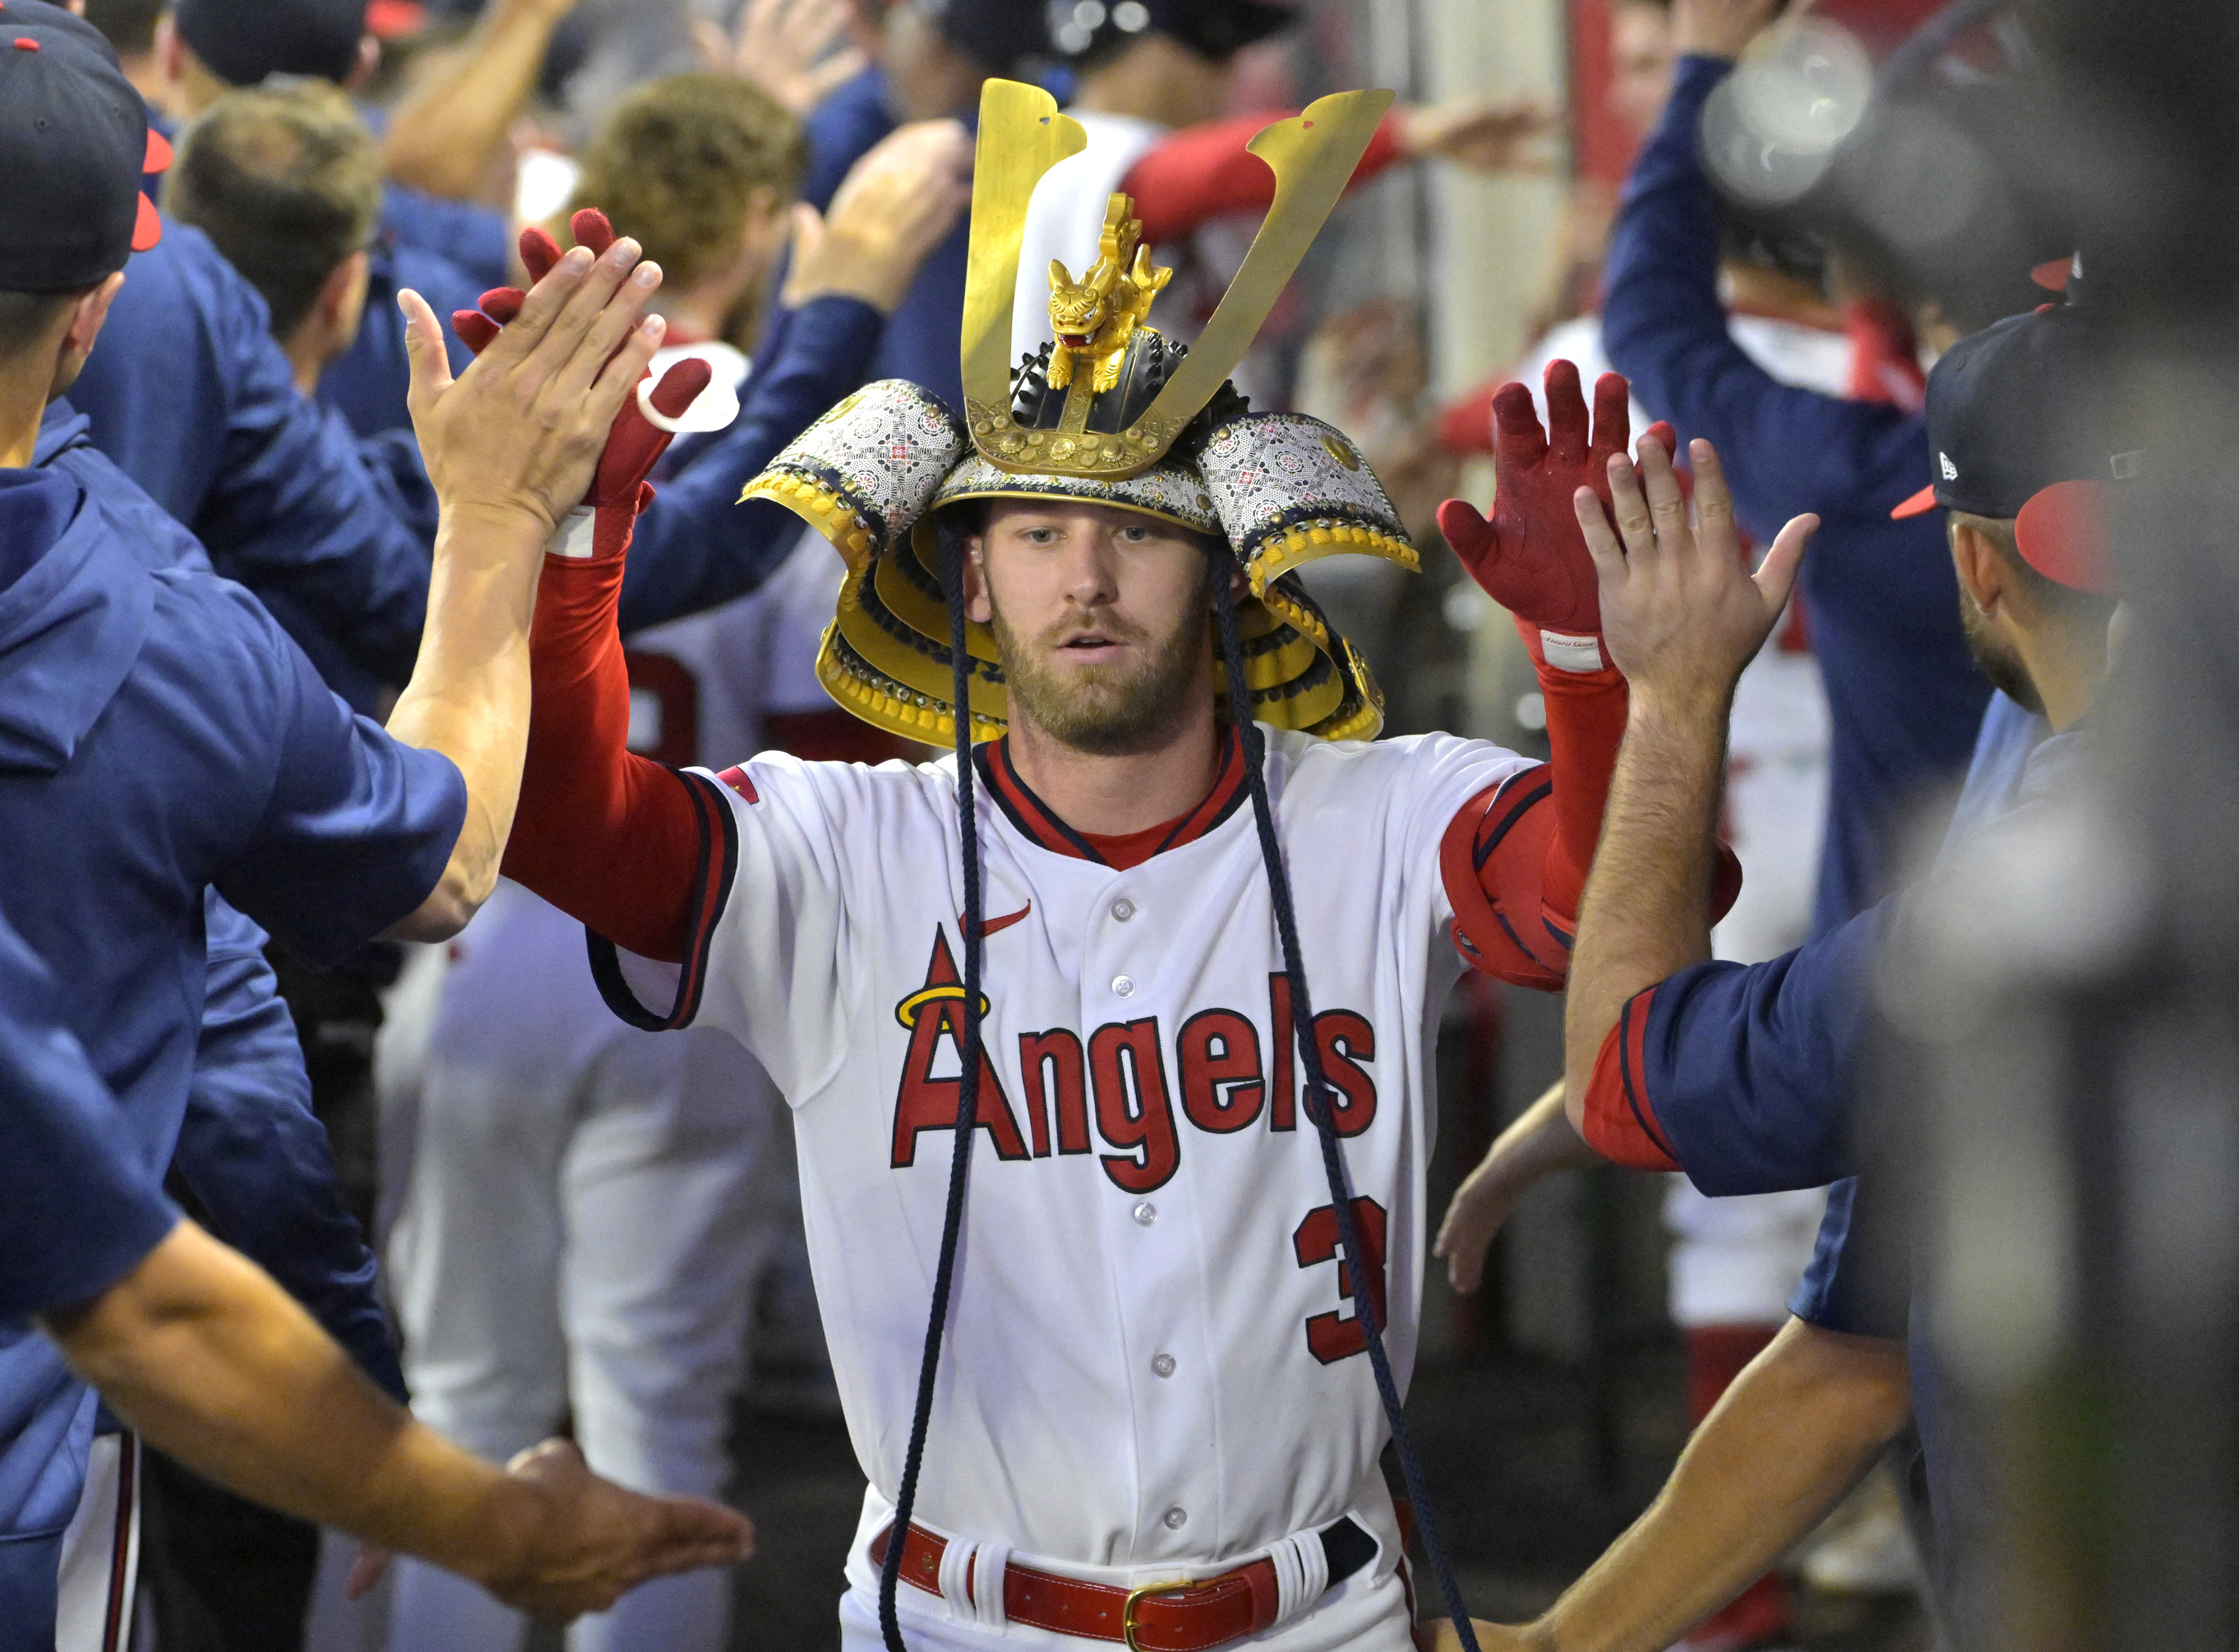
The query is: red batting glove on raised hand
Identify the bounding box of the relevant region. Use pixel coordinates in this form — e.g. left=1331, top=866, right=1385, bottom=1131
left=1435, top=358, right=1676, bottom=667
left=453, top=209, right=713, bottom=559
left=1437, top=362, right=1688, bottom=938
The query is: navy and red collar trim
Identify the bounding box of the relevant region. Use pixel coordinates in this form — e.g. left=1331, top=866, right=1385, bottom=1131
left=974, top=729, right=1249, bottom=866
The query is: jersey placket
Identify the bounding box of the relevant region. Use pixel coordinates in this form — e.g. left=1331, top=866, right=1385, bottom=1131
left=1076, top=864, right=1228, bottom=1566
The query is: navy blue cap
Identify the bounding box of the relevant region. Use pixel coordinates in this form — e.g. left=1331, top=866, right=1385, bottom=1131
left=907, top=0, right=1048, bottom=74
left=0, top=0, right=163, bottom=291
left=175, top=0, right=368, bottom=87
left=1892, top=301, right=2135, bottom=594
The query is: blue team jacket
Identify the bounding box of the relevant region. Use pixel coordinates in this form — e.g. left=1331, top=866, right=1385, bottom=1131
left=0, top=467, right=460, bottom=1643
left=1603, top=54, right=1992, bottom=935
left=34, top=403, right=411, bottom=1399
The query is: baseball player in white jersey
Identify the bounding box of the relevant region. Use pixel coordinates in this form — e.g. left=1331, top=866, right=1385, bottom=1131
left=381, top=535, right=858, bottom=1652
left=426, top=79, right=1782, bottom=1652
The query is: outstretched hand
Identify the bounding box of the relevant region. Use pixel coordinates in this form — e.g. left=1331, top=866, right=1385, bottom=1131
left=442, top=211, right=716, bottom=555
left=783, top=119, right=973, bottom=313
left=400, top=231, right=666, bottom=540
left=480, top=1439, right=753, bottom=1621
left=694, top=0, right=869, bottom=115
left=1437, top=360, right=1676, bottom=642
left=1433, top=1079, right=1596, bottom=1294
left=1576, top=435, right=1814, bottom=714
left=1397, top=96, right=1559, bottom=174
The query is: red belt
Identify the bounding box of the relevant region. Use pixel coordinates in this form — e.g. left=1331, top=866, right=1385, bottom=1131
left=869, top=1519, right=1370, bottom=1651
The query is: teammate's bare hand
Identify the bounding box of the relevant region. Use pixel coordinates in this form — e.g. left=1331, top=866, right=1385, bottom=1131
left=695, top=0, right=869, bottom=114
left=401, top=235, right=667, bottom=539
left=476, top=1439, right=752, bottom=1620
left=1577, top=436, right=1813, bottom=718
left=784, top=120, right=972, bottom=313
left=1396, top=96, right=1558, bottom=174
left=1434, top=1080, right=1595, bottom=1294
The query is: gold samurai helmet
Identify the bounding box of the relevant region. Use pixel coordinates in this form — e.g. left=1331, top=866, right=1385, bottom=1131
left=742, top=80, right=1421, bottom=746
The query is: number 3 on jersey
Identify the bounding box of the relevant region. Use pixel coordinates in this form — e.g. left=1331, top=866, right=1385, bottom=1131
left=1293, top=1197, right=1388, bottom=1364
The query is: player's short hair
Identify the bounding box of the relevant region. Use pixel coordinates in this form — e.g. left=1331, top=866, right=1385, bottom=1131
left=0, top=288, right=88, bottom=363
left=567, top=74, right=808, bottom=295
left=1949, top=509, right=2118, bottom=629
left=81, top=0, right=165, bottom=56
left=162, top=82, right=384, bottom=341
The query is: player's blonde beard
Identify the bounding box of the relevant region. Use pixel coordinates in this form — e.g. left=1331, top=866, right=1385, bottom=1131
left=989, top=566, right=1216, bottom=756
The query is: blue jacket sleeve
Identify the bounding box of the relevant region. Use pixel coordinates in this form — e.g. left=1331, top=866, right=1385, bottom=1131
left=618, top=294, right=883, bottom=631
left=1787, top=1175, right=1909, bottom=1341
left=0, top=917, right=177, bottom=1322
left=168, top=895, right=407, bottom=1400
left=1601, top=55, right=1929, bottom=539
left=1640, top=896, right=1894, bottom=1196
left=354, top=424, right=441, bottom=549
left=381, top=182, right=512, bottom=291
left=205, top=583, right=467, bottom=965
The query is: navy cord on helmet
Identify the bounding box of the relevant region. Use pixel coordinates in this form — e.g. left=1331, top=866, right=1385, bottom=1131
left=1212, top=559, right=1484, bottom=1652
left=879, top=531, right=990, bottom=1652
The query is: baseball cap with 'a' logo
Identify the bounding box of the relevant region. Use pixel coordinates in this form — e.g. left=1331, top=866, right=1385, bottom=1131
left=0, top=0, right=167, bottom=291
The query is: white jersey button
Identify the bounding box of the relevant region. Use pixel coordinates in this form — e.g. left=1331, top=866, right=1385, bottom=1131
left=1113, top=974, right=1135, bottom=998
left=1152, top=1353, right=1176, bottom=1378
left=1111, top=898, right=1136, bottom=922
left=1132, top=1201, right=1157, bottom=1226
left=1162, top=1507, right=1188, bottom=1530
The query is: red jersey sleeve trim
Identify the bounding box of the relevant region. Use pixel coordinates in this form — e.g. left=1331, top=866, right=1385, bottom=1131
left=1580, top=991, right=1682, bottom=1172
left=585, top=769, right=740, bottom=1031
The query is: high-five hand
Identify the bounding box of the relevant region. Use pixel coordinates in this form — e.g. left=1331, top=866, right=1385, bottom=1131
left=1437, top=360, right=1675, bottom=652
left=478, top=1439, right=753, bottom=1620
left=447, top=211, right=714, bottom=559
left=1575, top=435, right=1814, bottom=715
left=400, top=232, right=667, bottom=541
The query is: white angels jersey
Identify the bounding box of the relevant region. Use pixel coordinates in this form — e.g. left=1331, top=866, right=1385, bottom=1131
left=602, top=723, right=1533, bottom=1620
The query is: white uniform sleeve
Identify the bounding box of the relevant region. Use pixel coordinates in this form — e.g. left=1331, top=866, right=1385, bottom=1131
left=1376, top=731, right=1539, bottom=927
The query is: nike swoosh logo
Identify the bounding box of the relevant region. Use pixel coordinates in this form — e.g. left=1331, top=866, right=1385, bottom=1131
left=967, top=904, right=1031, bottom=940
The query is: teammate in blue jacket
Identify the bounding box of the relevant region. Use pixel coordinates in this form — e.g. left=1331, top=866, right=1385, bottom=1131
left=1601, top=0, right=1993, bottom=937
left=0, top=9, right=683, bottom=1640
left=1513, top=296, right=2125, bottom=1652
left=31, top=392, right=410, bottom=1406
left=0, top=906, right=752, bottom=1633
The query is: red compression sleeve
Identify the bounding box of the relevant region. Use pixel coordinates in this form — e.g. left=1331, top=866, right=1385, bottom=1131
left=1121, top=109, right=1408, bottom=246
left=500, top=548, right=705, bottom=963
left=1519, top=614, right=1630, bottom=940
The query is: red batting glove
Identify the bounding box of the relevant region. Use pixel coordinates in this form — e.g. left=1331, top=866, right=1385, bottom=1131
left=1435, top=359, right=1676, bottom=668
left=452, top=208, right=713, bottom=559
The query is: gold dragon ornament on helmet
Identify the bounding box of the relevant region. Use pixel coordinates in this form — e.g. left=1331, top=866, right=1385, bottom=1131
left=1046, top=197, right=1171, bottom=394
left=741, top=79, right=1419, bottom=747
